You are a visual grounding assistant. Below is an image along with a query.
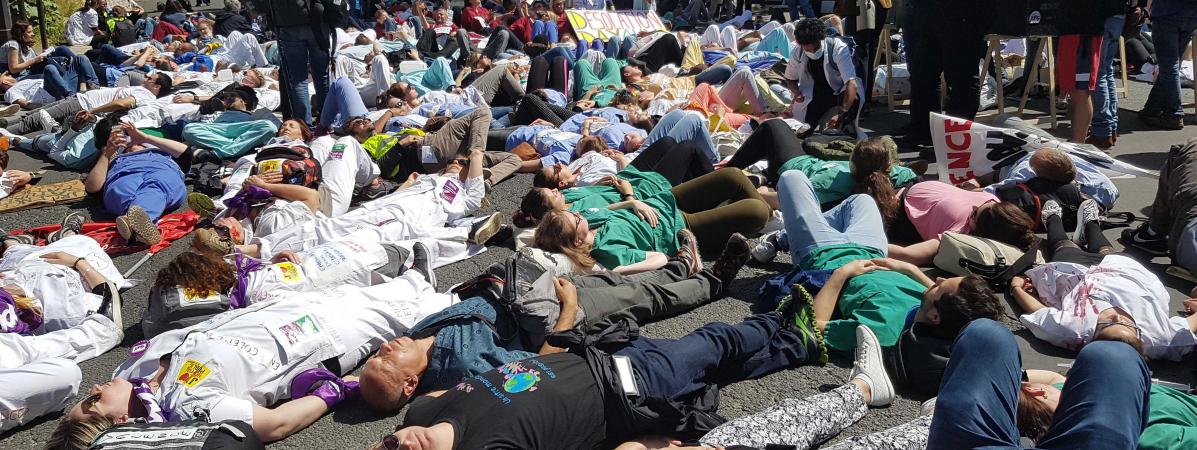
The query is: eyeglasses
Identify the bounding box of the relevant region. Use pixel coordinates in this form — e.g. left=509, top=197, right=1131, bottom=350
left=569, top=211, right=585, bottom=238
left=1096, top=319, right=1141, bottom=338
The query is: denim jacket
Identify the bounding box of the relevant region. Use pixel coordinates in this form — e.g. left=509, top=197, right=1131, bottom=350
left=410, top=297, right=536, bottom=393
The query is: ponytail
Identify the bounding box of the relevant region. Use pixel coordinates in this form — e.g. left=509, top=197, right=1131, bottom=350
left=850, top=138, right=899, bottom=227
left=513, top=188, right=555, bottom=228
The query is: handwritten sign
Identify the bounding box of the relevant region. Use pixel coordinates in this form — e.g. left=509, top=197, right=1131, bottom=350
left=565, top=9, right=666, bottom=43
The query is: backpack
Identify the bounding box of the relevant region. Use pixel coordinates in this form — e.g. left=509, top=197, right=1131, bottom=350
left=142, top=287, right=232, bottom=339
left=111, top=19, right=138, bottom=47
left=993, top=180, right=1085, bottom=232
left=255, top=145, right=321, bottom=189
left=88, top=420, right=264, bottom=450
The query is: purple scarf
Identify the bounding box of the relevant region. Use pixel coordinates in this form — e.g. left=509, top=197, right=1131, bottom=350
left=0, top=288, right=43, bottom=334
left=128, top=377, right=169, bottom=423
left=229, top=250, right=265, bottom=309
left=222, top=185, right=273, bottom=219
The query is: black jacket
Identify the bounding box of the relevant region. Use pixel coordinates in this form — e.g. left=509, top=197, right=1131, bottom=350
left=214, top=10, right=252, bottom=36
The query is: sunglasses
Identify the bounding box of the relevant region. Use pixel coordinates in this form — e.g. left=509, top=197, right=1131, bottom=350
left=380, top=434, right=401, bottom=450
left=452, top=158, right=469, bottom=166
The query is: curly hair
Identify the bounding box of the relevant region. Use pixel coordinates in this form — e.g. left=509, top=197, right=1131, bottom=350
left=934, top=275, right=1003, bottom=339
left=793, top=18, right=826, bottom=46
left=155, top=252, right=236, bottom=297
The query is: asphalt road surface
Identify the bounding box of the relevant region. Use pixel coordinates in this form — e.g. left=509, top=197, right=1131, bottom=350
left=0, top=78, right=1194, bottom=449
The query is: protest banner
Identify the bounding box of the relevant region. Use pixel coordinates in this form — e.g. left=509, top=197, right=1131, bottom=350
left=565, top=9, right=666, bottom=43
left=930, top=112, right=1157, bottom=186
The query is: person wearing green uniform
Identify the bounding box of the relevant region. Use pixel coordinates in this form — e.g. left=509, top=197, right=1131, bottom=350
left=777, top=155, right=916, bottom=207
left=573, top=58, right=624, bottom=107
left=774, top=169, right=1002, bottom=355
left=518, top=167, right=770, bottom=276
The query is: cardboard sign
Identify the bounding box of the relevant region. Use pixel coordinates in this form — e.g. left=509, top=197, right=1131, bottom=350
left=565, top=9, right=666, bottom=43
left=930, top=112, right=1158, bottom=185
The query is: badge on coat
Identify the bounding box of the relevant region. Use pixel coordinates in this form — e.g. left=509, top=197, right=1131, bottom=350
left=329, top=144, right=346, bottom=160
left=273, top=262, right=304, bottom=284
left=177, top=359, right=212, bottom=389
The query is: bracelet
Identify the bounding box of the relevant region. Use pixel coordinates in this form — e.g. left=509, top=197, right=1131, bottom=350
left=72, top=258, right=84, bottom=270
left=621, top=194, right=633, bottom=200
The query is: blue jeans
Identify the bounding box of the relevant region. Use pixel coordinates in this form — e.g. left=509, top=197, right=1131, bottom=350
left=694, top=64, right=733, bottom=85
left=542, top=46, right=576, bottom=65
left=1143, top=16, right=1197, bottom=117
left=777, top=170, right=888, bottom=264
left=616, top=312, right=809, bottom=400
left=278, top=25, right=332, bottom=125
left=532, top=20, right=559, bottom=43
left=319, top=77, right=370, bottom=131
left=927, top=319, right=1150, bottom=450
left=94, top=44, right=131, bottom=66
left=784, top=0, right=815, bottom=19
left=42, top=47, right=98, bottom=100
left=1091, top=15, right=1126, bottom=137
left=642, top=110, right=717, bottom=163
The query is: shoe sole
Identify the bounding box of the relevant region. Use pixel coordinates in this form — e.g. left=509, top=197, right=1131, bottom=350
left=469, top=213, right=504, bottom=245
left=0, top=104, right=19, bottom=118
left=48, top=212, right=85, bottom=243
left=187, top=192, right=217, bottom=219
left=193, top=228, right=233, bottom=254
left=1118, top=235, right=1169, bottom=257
left=413, top=243, right=437, bottom=287
left=122, top=206, right=162, bottom=246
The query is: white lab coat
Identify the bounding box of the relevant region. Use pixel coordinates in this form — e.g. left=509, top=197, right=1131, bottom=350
left=111, top=272, right=454, bottom=424
left=1020, top=255, right=1197, bottom=361
left=0, top=235, right=129, bottom=333
left=784, top=37, right=866, bottom=139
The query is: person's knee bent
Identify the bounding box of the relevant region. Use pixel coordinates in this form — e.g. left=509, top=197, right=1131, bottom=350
left=777, top=169, right=814, bottom=193
left=1075, top=340, right=1147, bottom=376
left=841, top=193, right=881, bottom=217
left=954, top=318, right=1013, bottom=349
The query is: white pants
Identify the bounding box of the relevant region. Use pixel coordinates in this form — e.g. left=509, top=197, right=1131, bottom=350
left=316, top=136, right=381, bottom=217
left=332, top=53, right=392, bottom=108
left=254, top=200, right=469, bottom=261
left=214, top=31, right=269, bottom=68
left=0, top=358, right=81, bottom=432
left=0, top=314, right=120, bottom=369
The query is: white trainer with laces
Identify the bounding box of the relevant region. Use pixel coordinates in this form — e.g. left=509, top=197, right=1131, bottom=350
left=1074, top=198, right=1102, bottom=246
left=750, top=230, right=781, bottom=262
left=850, top=325, right=894, bottom=407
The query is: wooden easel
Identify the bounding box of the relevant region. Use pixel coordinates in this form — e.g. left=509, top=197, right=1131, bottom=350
left=873, top=23, right=907, bottom=111
left=1017, top=36, right=1059, bottom=129
left=980, top=35, right=1014, bottom=116
left=1191, top=31, right=1197, bottom=114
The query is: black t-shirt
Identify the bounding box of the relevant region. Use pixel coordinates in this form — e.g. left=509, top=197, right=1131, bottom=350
left=807, top=57, right=835, bottom=101
left=402, top=353, right=608, bottom=450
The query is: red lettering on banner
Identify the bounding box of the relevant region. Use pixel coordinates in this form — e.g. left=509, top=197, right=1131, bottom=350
left=946, top=133, right=971, bottom=150
left=943, top=118, right=973, bottom=133
left=947, top=151, right=971, bottom=169
left=947, top=172, right=976, bottom=185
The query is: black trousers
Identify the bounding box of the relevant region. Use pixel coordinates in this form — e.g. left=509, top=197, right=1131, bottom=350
left=482, top=25, right=524, bottom=59
left=1045, top=214, right=1113, bottom=266
left=725, top=119, right=804, bottom=184
left=629, top=136, right=716, bottom=185
left=527, top=54, right=570, bottom=95
left=509, top=93, right=575, bottom=127
left=417, top=28, right=470, bottom=62
left=635, top=33, right=684, bottom=72
left=904, top=14, right=987, bottom=139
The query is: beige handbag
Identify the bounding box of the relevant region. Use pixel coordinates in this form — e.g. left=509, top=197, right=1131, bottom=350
left=933, top=232, right=1044, bottom=285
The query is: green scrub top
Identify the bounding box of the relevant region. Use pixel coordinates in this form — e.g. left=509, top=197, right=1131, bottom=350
left=778, top=155, right=916, bottom=205
left=801, top=243, right=925, bottom=351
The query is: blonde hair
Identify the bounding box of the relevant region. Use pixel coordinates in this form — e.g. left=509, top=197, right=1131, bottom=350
left=3, top=285, right=42, bottom=319
left=533, top=210, right=596, bottom=271
left=45, top=410, right=114, bottom=450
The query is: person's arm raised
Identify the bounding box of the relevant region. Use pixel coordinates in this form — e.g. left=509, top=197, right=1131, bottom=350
left=121, top=122, right=188, bottom=157
left=539, top=278, right=579, bottom=355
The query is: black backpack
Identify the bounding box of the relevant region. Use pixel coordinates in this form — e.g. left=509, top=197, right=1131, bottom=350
left=142, top=287, right=232, bottom=339
left=112, top=19, right=138, bottom=47
left=88, top=420, right=263, bottom=449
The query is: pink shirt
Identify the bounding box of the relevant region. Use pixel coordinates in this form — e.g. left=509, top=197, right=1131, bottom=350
left=901, top=181, right=998, bottom=241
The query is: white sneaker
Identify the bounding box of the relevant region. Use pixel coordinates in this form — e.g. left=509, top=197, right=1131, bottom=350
left=750, top=230, right=780, bottom=262
left=759, top=210, right=785, bottom=234
left=920, top=397, right=937, bottom=416
left=850, top=325, right=894, bottom=407
left=1074, top=198, right=1102, bottom=246
left=36, top=110, right=57, bottom=133
left=1040, top=199, right=1062, bottom=230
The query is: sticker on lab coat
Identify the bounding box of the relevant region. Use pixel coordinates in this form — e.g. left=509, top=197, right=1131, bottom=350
left=181, top=290, right=222, bottom=306
left=329, top=144, right=345, bottom=160
left=273, top=262, right=304, bottom=284
left=177, top=359, right=212, bottom=388
left=440, top=178, right=460, bottom=203
left=266, top=313, right=332, bottom=362
left=257, top=159, right=284, bottom=173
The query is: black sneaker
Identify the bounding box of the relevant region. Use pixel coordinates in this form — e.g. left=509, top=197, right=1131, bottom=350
left=411, top=242, right=436, bottom=286
left=359, top=177, right=400, bottom=201
left=711, top=233, right=751, bottom=285
left=775, top=286, right=828, bottom=364
left=1120, top=224, right=1168, bottom=257
left=1139, top=110, right=1184, bottom=131
left=469, top=212, right=506, bottom=245
left=94, top=280, right=123, bottom=330
left=675, top=229, right=702, bottom=276
left=47, top=211, right=85, bottom=244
